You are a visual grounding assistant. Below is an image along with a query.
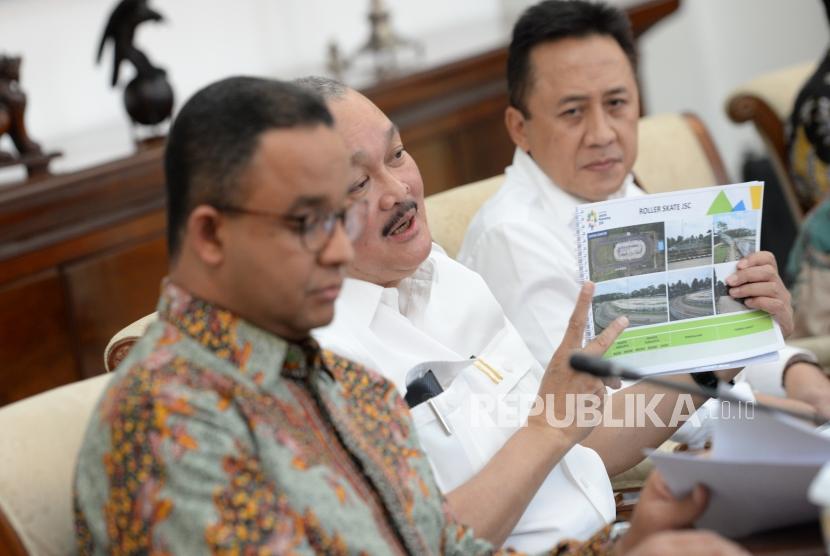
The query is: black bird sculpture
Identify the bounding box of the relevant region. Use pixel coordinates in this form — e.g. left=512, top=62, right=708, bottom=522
left=96, top=0, right=174, bottom=128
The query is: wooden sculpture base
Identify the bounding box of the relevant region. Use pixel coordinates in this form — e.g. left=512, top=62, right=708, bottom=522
left=0, top=150, right=61, bottom=180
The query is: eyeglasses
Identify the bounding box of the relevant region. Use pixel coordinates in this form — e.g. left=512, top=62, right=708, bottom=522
left=213, top=200, right=367, bottom=253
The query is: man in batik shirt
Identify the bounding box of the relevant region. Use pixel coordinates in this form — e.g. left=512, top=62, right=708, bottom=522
left=73, top=77, right=746, bottom=555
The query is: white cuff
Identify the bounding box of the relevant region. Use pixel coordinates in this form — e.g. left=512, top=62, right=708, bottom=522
left=735, top=346, right=815, bottom=397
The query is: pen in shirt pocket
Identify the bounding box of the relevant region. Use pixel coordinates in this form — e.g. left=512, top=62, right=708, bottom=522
left=404, top=370, right=453, bottom=436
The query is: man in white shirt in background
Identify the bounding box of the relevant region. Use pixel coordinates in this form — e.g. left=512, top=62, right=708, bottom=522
left=458, top=0, right=828, bottom=416
left=301, top=76, right=777, bottom=552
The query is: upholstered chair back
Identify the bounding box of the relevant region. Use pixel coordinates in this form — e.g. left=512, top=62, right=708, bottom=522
left=423, top=174, right=504, bottom=259
left=0, top=374, right=112, bottom=555
left=634, top=112, right=729, bottom=192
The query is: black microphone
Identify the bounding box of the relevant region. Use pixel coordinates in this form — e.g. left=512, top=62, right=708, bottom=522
left=569, top=352, right=827, bottom=426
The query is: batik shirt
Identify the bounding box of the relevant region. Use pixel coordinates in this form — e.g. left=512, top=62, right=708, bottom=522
left=786, top=48, right=830, bottom=338
left=73, top=280, right=614, bottom=555
left=786, top=197, right=830, bottom=338
left=788, top=46, right=830, bottom=212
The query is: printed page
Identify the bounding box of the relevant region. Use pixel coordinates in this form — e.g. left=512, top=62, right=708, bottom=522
left=575, top=182, right=784, bottom=375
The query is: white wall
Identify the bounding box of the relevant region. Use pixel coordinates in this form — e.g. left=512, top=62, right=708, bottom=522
left=0, top=0, right=828, bottom=180
left=0, top=0, right=502, bottom=174
left=639, top=0, right=829, bottom=180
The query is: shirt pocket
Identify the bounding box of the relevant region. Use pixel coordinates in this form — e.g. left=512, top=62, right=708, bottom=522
left=412, top=321, right=542, bottom=492
left=408, top=378, right=478, bottom=493
left=409, top=323, right=543, bottom=494
left=456, top=323, right=543, bottom=467
left=413, top=324, right=615, bottom=543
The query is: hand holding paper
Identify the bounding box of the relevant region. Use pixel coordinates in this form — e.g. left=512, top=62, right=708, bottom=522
left=619, top=472, right=708, bottom=551
left=615, top=472, right=750, bottom=555
left=650, top=410, right=830, bottom=538
left=727, top=251, right=794, bottom=337
left=621, top=531, right=750, bottom=556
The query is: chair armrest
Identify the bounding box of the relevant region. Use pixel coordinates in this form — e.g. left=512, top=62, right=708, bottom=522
left=726, top=93, right=788, bottom=170
left=104, top=312, right=158, bottom=372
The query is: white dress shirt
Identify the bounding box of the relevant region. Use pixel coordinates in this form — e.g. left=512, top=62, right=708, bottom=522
left=459, top=148, right=641, bottom=367
left=314, top=245, right=615, bottom=552
left=459, top=148, right=797, bottom=396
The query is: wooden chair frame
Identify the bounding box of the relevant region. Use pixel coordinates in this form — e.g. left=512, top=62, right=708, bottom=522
left=0, top=505, right=29, bottom=556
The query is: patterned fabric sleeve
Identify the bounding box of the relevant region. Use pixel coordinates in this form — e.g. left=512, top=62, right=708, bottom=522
left=788, top=51, right=830, bottom=210
left=157, top=405, right=298, bottom=554
left=547, top=525, right=615, bottom=556
left=438, top=507, right=616, bottom=556
left=78, top=368, right=319, bottom=555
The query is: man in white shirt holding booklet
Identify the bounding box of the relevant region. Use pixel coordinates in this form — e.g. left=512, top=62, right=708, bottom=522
left=304, top=1, right=816, bottom=550
left=458, top=0, right=829, bottom=415
left=305, top=74, right=757, bottom=553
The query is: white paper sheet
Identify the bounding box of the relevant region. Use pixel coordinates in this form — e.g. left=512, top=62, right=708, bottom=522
left=712, top=410, right=830, bottom=463
left=650, top=351, right=780, bottom=376
left=648, top=409, right=830, bottom=538
left=650, top=452, right=822, bottom=538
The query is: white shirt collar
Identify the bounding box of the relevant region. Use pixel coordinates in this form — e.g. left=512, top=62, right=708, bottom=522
left=337, top=276, right=384, bottom=328
left=338, top=244, right=443, bottom=327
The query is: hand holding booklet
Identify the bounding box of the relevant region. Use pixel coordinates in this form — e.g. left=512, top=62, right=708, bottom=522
left=574, top=181, right=784, bottom=375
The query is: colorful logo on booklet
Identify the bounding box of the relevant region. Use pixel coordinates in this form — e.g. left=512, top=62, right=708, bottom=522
left=706, top=185, right=763, bottom=215
left=585, top=209, right=598, bottom=230
left=585, top=208, right=612, bottom=230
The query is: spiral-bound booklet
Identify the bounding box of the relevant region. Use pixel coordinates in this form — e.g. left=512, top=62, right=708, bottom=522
left=575, top=181, right=784, bottom=375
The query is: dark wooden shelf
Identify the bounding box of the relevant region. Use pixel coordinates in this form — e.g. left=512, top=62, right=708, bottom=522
left=0, top=0, right=680, bottom=406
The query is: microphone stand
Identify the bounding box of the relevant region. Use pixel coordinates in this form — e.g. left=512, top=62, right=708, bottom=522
left=569, top=352, right=827, bottom=427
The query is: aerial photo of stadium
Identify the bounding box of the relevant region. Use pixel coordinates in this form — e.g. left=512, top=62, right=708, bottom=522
left=668, top=267, right=714, bottom=321
left=592, top=274, right=669, bottom=335
left=588, top=222, right=666, bottom=282
left=713, top=211, right=758, bottom=263
left=666, top=218, right=712, bottom=270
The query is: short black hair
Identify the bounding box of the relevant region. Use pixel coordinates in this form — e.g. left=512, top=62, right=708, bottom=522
left=508, top=0, right=637, bottom=117
left=164, top=76, right=334, bottom=258
left=294, top=75, right=348, bottom=101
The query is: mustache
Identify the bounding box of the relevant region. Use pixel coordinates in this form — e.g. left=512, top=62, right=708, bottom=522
left=382, top=200, right=418, bottom=237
